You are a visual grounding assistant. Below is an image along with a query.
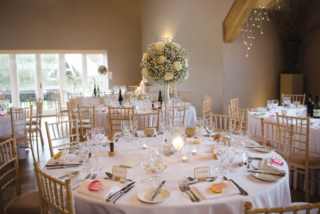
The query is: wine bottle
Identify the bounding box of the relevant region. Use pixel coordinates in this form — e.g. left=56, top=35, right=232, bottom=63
left=93, top=84, right=97, bottom=97
left=158, top=91, right=163, bottom=110
left=118, top=89, right=123, bottom=106
left=97, top=85, right=100, bottom=97
left=307, top=93, right=314, bottom=117
left=313, top=95, right=320, bottom=118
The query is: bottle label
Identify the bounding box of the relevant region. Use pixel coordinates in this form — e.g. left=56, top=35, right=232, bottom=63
left=158, top=102, right=162, bottom=109
left=313, top=109, right=320, bottom=117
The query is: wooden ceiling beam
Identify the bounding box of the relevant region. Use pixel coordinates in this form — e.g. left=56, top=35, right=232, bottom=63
left=223, top=0, right=258, bottom=43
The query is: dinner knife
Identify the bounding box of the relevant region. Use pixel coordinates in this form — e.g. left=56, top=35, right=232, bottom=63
left=57, top=170, right=82, bottom=180
left=151, top=180, right=166, bottom=201
left=188, top=176, right=218, bottom=185
left=249, top=157, right=263, bottom=160
left=248, top=171, right=286, bottom=176
left=113, top=185, right=135, bottom=204
left=106, top=182, right=135, bottom=202
left=46, top=163, right=82, bottom=167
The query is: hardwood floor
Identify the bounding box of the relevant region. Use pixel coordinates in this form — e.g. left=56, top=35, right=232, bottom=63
left=1, top=116, right=319, bottom=208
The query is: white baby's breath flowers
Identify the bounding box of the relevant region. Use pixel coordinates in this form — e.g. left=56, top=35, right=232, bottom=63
left=158, top=55, right=166, bottom=63
left=142, top=53, right=148, bottom=62
left=140, top=37, right=190, bottom=85
left=142, top=67, right=149, bottom=77
left=173, top=61, right=182, bottom=71
left=164, top=72, right=174, bottom=80
left=155, top=42, right=165, bottom=51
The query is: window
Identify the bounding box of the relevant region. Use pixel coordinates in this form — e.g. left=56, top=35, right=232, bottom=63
left=0, top=54, right=11, bottom=105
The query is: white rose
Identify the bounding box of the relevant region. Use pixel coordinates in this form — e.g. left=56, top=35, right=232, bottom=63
left=155, top=42, right=165, bottom=51
left=142, top=67, right=149, bottom=77
left=173, top=61, right=182, bottom=71
left=164, top=72, right=174, bottom=80
left=142, top=52, right=148, bottom=62
left=158, top=55, right=166, bottom=63
left=184, top=59, right=188, bottom=67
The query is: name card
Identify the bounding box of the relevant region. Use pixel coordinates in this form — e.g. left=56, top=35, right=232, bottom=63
left=144, top=129, right=154, bottom=137
left=194, top=166, right=210, bottom=178
left=185, top=129, right=196, bottom=137
left=112, top=166, right=127, bottom=178
left=281, top=109, right=288, bottom=116
left=293, top=101, right=301, bottom=106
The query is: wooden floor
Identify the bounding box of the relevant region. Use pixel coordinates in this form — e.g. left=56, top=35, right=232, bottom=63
left=1, top=116, right=320, bottom=208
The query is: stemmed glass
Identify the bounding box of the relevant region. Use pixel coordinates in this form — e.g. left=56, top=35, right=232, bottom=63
left=121, top=121, right=130, bottom=142
left=206, top=119, right=215, bottom=141
left=130, top=119, right=138, bottom=139
left=86, top=129, right=95, bottom=145
left=80, top=144, right=90, bottom=172
left=153, top=153, right=165, bottom=186
left=273, top=99, right=279, bottom=110
left=139, top=150, right=153, bottom=185
left=216, top=141, right=228, bottom=175
left=94, top=127, right=105, bottom=142
left=195, top=119, right=204, bottom=139
left=226, top=146, right=236, bottom=173
left=91, top=141, right=102, bottom=171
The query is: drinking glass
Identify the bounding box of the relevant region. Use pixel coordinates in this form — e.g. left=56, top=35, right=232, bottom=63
left=131, top=119, right=138, bottom=138
left=240, top=134, right=248, bottom=157
left=273, top=99, right=279, bottom=110
left=121, top=121, right=130, bottom=142
left=80, top=144, right=90, bottom=172
left=94, top=127, right=105, bottom=142
left=195, top=120, right=203, bottom=138
left=226, top=146, right=236, bottom=173
left=153, top=154, right=165, bottom=186
left=91, top=142, right=102, bottom=171
left=206, top=120, right=215, bottom=141
left=267, top=100, right=272, bottom=110
left=216, top=141, right=228, bottom=175
left=139, top=150, right=153, bottom=185
left=86, top=129, right=95, bottom=144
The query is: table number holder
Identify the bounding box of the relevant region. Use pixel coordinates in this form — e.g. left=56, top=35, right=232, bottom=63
left=144, top=128, right=154, bottom=137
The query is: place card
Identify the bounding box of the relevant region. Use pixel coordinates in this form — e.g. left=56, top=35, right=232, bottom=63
left=120, top=161, right=139, bottom=168
left=185, top=129, right=196, bottom=137
left=293, top=101, right=300, bottom=106
left=281, top=109, right=288, bottom=115
left=112, top=166, right=127, bottom=178
left=143, top=128, right=154, bottom=137
left=194, top=166, right=210, bottom=178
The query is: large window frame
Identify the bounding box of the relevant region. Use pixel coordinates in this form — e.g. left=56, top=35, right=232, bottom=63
left=2, top=51, right=108, bottom=115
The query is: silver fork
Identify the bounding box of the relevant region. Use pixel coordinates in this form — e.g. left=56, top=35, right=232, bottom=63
left=178, top=182, right=195, bottom=202
left=183, top=181, right=201, bottom=202
left=72, top=173, right=92, bottom=190
left=91, top=173, right=97, bottom=180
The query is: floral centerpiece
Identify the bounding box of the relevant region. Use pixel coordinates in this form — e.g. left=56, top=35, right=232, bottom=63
left=140, top=37, right=190, bottom=85
left=138, top=93, right=149, bottom=100
left=98, top=65, right=107, bottom=75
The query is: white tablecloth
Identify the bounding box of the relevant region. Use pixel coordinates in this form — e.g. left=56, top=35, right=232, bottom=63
left=44, top=137, right=291, bottom=214
left=82, top=97, right=101, bottom=107
left=248, top=107, right=320, bottom=196
left=0, top=114, right=27, bottom=159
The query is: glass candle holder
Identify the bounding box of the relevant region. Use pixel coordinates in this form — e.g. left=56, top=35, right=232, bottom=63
left=191, top=145, right=199, bottom=155
left=140, top=140, right=149, bottom=150
left=181, top=146, right=191, bottom=162
left=172, top=132, right=185, bottom=154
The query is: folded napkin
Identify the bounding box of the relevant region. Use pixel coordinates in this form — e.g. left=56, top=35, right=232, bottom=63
left=0, top=114, right=4, bottom=117
left=48, top=150, right=76, bottom=164
left=77, top=180, right=121, bottom=200
left=259, top=157, right=286, bottom=174
left=191, top=177, right=240, bottom=200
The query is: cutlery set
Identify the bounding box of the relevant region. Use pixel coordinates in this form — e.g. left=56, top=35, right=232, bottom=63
left=151, top=181, right=166, bottom=201
left=104, top=172, right=133, bottom=183
left=106, top=182, right=136, bottom=203
left=178, top=181, right=201, bottom=202
left=46, top=163, right=82, bottom=170
left=72, top=173, right=97, bottom=190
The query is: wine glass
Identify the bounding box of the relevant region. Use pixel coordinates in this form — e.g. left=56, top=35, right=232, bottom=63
left=91, top=141, right=102, bottom=171
left=226, top=146, right=236, bottom=173
left=86, top=129, right=94, bottom=145
left=131, top=119, right=138, bottom=138
left=139, top=150, right=153, bottom=185
left=206, top=119, right=215, bottom=141
left=216, top=141, right=228, bottom=175
left=80, top=144, right=90, bottom=172
left=94, top=127, right=105, bottom=142
left=273, top=99, right=279, bottom=110
left=153, top=154, right=165, bottom=186
left=121, top=121, right=129, bottom=142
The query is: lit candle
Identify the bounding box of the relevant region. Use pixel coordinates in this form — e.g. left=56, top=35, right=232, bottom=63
left=192, top=149, right=197, bottom=155
left=172, top=135, right=184, bottom=152
left=142, top=142, right=147, bottom=150
left=182, top=155, right=188, bottom=162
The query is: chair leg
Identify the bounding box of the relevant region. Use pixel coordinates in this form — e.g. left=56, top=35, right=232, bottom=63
left=34, top=132, right=40, bottom=162
left=305, top=169, right=309, bottom=202
left=39, top=130, right=44, bottom=151
left=28, top=136, right=36, bottom=163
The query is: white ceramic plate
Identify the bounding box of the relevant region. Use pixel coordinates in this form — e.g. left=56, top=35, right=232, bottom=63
left=253, top=147, right=275, bottom=153
left=137, top=188, right=171, bottom=204
left=53, top=171, right=80, bottom=180
left=252, top=173, right=283, bottom=182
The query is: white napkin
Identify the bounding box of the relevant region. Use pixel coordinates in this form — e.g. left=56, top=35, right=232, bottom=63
left=191, top=177, right=240, bottom=200
left=269, top=156, right=286, bottom=174
left=48, top=150, right=76, bottom=164
left=259, top=157, right=286, bottom=174
left=77, top=180, right=121, bottom=200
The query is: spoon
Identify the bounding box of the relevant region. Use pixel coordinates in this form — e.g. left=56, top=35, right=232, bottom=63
left=105, top=172, right=133, bottom=183
left=184, top=176, right=216, bottom=181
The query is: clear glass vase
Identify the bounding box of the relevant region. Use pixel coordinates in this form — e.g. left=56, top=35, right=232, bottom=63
left=163, top=84, right=170, bottom=129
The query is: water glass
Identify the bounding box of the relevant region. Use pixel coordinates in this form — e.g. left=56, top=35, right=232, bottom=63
left=206, top=120, right=215, bottom=141
left=139, top=150, right=153, bottom=185
left=153, top=154, right=165, bottom=186
left=91, top=142, right=102, bottom=171
left=226, top=146, right=236, bottom=173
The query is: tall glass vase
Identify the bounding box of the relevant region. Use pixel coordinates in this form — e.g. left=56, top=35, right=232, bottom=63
left=163, top=84, right=170, bottom=129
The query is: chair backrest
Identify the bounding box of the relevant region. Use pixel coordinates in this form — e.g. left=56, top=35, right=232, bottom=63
left=0, top=93, right=5, bottom=100
left=35, top=101, right=43, bottom=126
left=133, top=111, right=160, bottom=131
left=202, top=98, right=212, bottom=120
left=71, top=97, right=81, bottom=110
left=66, top=101, right=75, bottom=121
left=209, top=114, right=243, bottom=132
left=29, top=96, right=38, bottom=107
left=228, top=105, right=249, bottom=132
left=261, top=119, right=294, bottom=165
left=78, top=106, right=96, bottom=130
left=178, top=91, right=192, bottom=103
left=127, top=86, right=138, bottom=92
left=10, top=107, right=32, bottom=139
left=108, top=106, right=134, bottom=132
left=34, top=162, right=75, bottom=214
left=203, top=94, right=212, bottom=101
left=244, top=201, right=320, bottom=214
left=229, top=97, right=239, bottom=108
left=169, top=104, right=187, bottom=126
left=282, top=93, right=306, bottom=105
left=45, top=119, right=79, bottom=157
left=0, top=138, right=20, bottom=214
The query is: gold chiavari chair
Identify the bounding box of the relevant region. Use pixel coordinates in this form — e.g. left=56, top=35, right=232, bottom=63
left=0, top=107, right=36, bottom=162
left=209, top=114, right=243, bottom=132
left=0, top=138, right=41, bottom=214
left=70, top=97, right=81, bottom=115
left=45, top=119, right=79, bottom=157
left=0, top=93, right=4, bottom=100
left=133, top=111, right=160, bottom=131
left=34, top=162, right=75, bottom=214
left=229, top=97, right=239, bottom=108
left=282, top=93, right=306, bottom=105
left=178, top=91, right=192, bottom=103
left=99, top=94, right=113, bottom=104
left=169, top=104, right=187, bottom=127
left=54, top=92, right=68, bottom=122
left=108, top=106, right=134, bottom=132
left=244, top=201, right=320, bottom=214
left=78, top=106, right=96, bottom=141
left=261, top=119, right=294, bottom=164
left=127, top=86, right=138, bottom=92
left=276, top=113, right=320, bottom=202
left=202, top=95, right=212, bottom=120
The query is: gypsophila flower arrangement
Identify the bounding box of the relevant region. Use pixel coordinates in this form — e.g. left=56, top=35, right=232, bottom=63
left=140, top=37, right=190, bottom=85
left=98, top=65, right=107, bottom=75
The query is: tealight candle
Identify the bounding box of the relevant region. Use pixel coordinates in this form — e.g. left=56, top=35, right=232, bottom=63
left=192, top=149, right=197, bottom=155
left=182, top=155, right=188, bottom=162
left=142, top=143, right=148, bottom=150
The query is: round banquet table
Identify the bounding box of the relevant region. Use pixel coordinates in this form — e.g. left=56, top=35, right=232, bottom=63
left=248, top=106, right=320, bottom=196
left=44, top=137, right=291, bottom=214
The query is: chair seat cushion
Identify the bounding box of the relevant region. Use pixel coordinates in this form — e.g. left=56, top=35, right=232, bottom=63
left=291, top=151, right=320, bottom=166
left=5, top=191, right=41, bottom=214
left=250, top=136, right=262, bottom=145
left=0, top=134, right=28, bottom=143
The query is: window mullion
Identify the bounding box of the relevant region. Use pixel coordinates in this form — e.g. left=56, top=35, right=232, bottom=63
left=59, top=54, right=67, bottom=106
left=82, top=54, right=88, bottom=89
left=9, top=54, right=19, bottom=107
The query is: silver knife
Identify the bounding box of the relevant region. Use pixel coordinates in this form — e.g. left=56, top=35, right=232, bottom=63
left=250, top=157, right=263, bottom=160
left=57, top=170, right=82, bottom=180
left=106, top=182, right=135, bottom=202
left=188, top=176, right=218, bottom=185
left=113, top=185, right=135, bottom=204
left=46, top=164, right=82, bottom=167
left=151, top=180, right=166, bottom=201
left=248, top=171, right=286, bottom=176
